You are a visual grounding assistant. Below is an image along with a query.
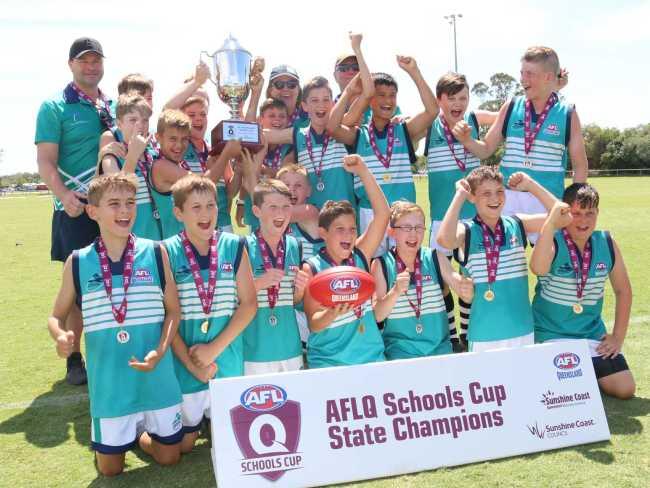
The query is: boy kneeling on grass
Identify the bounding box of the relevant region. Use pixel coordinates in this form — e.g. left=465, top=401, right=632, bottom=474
left=47, top=173, right=183, bottom=476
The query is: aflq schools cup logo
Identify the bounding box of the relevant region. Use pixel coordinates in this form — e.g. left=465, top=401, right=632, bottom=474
left=553, top=352, right=583, bottom=381
left=231, top=384, right=303, bottom=481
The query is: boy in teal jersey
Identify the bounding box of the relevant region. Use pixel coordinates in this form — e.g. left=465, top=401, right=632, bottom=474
left=452, top=46, right=587, bottom=243
left=149, top=109, right=241, bottom=239
left=239, top=98, right=294, bottom=230
left=437, top=166, right=558, bottom=352
left=244, top=179, right=311, bottom=374
left=302, top=154, right=389, bottom=368
left=530, top=183, right=635, bottom=399
left=328, top=38, right=438, bottom=255
left=47, top=174, right=183, bottom=476
left=164, top=174, right=257, bottom=451
left=97, top=94, right=161, bottom=240
left=371, top=201, right=474, bottom=360
left=264, top=76, right=356, bottom=210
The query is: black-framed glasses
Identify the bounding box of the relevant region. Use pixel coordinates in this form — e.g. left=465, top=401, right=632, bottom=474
left=392, top=225, right=426, bottom=233
left=272, top=80, right=299, bottom=90
left=336, top=63, right=359, bottom=73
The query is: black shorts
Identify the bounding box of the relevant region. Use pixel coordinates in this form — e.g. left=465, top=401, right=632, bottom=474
left=592, top=353, right=630, bottom=380
left=51, top=209, right=99, bottom=262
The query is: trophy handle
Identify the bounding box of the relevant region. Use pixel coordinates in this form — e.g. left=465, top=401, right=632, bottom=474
left=200, top=51, right=218, bottom=86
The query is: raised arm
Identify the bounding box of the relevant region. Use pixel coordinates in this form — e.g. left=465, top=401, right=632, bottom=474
left=529, top=202, right=572, bottom=276
left=244, top=57, right=265, bottom=122
left=371, top=258, right=409, bottom=322
left=508, top=172, right=560, bottom=235
left=163, top=62, right=210, bottom=110
left=453, top=100, right=509, bottom=160
left=326, top=76, right=361, bottom=146
left=399, top=56, right=437, bottom=139
left=437, top=179, right=469, bottom=250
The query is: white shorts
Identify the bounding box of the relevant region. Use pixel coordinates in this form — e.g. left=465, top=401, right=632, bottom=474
left=90, top=403, right=183, bottom=454
left=181, top=390, right=211, bottom=433
left=469, top=332, right=534, bottom=353
left=503, top=189, right=546, bottom=244
left=359, top=207, right=393, bottom=257
left=244, top=355, right=304, bottom=376
left=429, top=219, right=471, bottom=255
left=296, top=310, right=310, bottom=344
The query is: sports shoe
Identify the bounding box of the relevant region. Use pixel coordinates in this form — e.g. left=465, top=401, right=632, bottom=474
left=66, top=352, right=88, bottom=385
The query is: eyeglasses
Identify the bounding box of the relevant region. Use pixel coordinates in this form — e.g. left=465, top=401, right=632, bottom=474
left=392, top=225, right=426, bottom=233
left=272, top=80, right=299, bottom=90
left=336, top=63, right=359, bottom=73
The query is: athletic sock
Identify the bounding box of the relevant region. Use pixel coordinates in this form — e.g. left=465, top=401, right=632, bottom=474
left=458, top=298, right=471, bottom=343
left=444, top=292, right=458, bottom=342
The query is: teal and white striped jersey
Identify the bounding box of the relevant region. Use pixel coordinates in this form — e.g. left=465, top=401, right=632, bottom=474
left=424, top=112, right=480, bottom=221
left=73, top=237, right=181, bottom=418
left=183, top=142, right=231, bottom=230
left=533, top=230, right=614, bottom=343
left=377, top=248, right=451, bottom=359
left=287, top=223, right=324, bottom=261
left=244, top=233, right=303, bottom=362
left=294, top=126, right=355, bottom=209
left=354, top=122, right=416, bottom=208
left=456, top=216, right=534, bottom=341
left=164, top=231, right=246, bottom=394
left=500, top=95, right=573, bottom=198
left=305, top=248, right=385, bottom=368
left=149, top=159, right=185, bottom=240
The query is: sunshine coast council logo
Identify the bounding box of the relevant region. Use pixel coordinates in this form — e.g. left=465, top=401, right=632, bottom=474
left=230, top=384, right=304, bottom=481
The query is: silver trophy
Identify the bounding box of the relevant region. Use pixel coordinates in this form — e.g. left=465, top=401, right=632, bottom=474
left=201, top=35, right=262, bottom=154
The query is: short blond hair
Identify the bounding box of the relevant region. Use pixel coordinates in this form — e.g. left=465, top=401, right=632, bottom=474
left=521, top=46, right=560, bottom=75
left=466, top=166, right=503, bottom=194
left=181, top=95, right=209, bottom=112
left=116, top=93, right=152, bottom=121
left=276, top=163, right=308, bottom=180
left=389, top=200, right=425, bottom=228
left=171, top=173, right=217, bottom=209
left=88, top=173, right=138, bottom=206
left=252, top=179, right=292, bottom=207
left=156, top=109, right=191, bottom=136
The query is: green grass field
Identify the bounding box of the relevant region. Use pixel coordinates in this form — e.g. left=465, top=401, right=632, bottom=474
left=0, top=178, right=648, bottom=487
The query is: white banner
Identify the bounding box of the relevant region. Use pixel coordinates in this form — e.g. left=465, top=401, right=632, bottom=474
left=209, top=341, right=609, bottom=487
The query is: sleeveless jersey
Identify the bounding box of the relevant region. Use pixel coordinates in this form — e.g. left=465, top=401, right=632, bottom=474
left=354, top=122, right=416, bottom=208
left=305, top=248, right=385, bottom=367
left=456, top=216, right=533, bottom=342
left=73, top=237, right=181, bottom=418
left=533, top=230, right=614, bottom=343
left=501, top=95, right=573, bottom=198
left=149, top=158, right=185, bottom=239
left=424, top=112, right=481, bottom=221
left=378, top=248, right=451, bottom=359
left=244, top=233, right=303, bottom=362
left=287, top=223, right=324, bottom=261
left=294, top=126, right=355, bottom=209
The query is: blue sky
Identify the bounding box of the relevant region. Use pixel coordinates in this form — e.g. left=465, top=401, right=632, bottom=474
left=1, top=0, right=649, bottom=175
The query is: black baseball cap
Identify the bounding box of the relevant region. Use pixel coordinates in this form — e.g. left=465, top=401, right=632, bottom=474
left=69, top=37, right=104, bottom=60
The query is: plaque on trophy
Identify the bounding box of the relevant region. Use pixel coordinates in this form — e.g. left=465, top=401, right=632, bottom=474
left=201, top=35, right=263, bottom=155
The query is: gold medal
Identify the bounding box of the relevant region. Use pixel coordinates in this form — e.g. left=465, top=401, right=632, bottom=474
left=116, top=329, right=130, bottom=344
left=200, top=320, right=210, bottom=334
left=269, top=314, right=278, bottom=326
left=382, top=174, right=392, bottom=182
left=358, top=323, right=365, bottom=334
left=415, top=323, right=423, bottom=335
left=573, top=303, right=583, bottom=314
left=484, top=289, right=495, bottom=302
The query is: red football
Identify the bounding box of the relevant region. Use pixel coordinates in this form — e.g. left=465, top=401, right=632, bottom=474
left=307, top=266, right=375, bottom=308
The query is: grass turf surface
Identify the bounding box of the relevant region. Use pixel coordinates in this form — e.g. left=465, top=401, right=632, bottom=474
left=0, top=178, right=648, bottom=487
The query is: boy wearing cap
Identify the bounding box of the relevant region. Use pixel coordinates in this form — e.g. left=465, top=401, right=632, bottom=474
left=36, top=37, right=114, bottom=385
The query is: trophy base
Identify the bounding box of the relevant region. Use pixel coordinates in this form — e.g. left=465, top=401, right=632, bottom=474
left=210, top=120, right=264, bottom=156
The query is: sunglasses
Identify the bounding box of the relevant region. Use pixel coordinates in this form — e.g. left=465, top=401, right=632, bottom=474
left=336, top=63, right=359, bottom=73
left=272, top=80, right=299, bottom=90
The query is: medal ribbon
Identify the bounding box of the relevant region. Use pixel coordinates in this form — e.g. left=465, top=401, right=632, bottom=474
left=368, top=120, right=395, bottom=169
left=70, top=82, right=114, bottom=129
left=439, top=114, right=467, bottom=171
left=288, top=108, right=300, bottom=126
left=265, top=145, right=283, bottom=171
left=562, top=229, right=592, bottom=303
left=256, top=230, right=286, bottom=311
left=476, top=217, right=504, bottom=286
left=524, top=92, right=558, bottom=156
left=97, top=234, right=136, bottom=324
left=319, top=249, right=362, bottom=318
left=305, top=129, right=330, bottom=180
left=394, top=250, right=423, bottom=320
left=180, top=230, right=219, bottom=316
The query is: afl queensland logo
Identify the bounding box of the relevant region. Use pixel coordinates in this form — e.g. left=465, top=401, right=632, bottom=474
left=330, top=277, right=361, bottom=294
left=231, top=384, right=303, bottom=481
left=553, top=352, right=583, bottom=381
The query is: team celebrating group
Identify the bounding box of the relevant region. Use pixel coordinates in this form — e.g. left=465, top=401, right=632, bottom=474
left=35, top=34, right=635, bottom=476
